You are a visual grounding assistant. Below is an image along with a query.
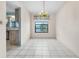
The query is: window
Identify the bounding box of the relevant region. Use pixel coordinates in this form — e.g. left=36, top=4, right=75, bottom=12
left=35, top=20, right=48, bottom=33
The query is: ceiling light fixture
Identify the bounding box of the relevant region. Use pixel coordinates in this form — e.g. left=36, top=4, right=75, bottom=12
left=34, top=1, right=49, bottom=20
left=39, top=1, right=48, bottom=18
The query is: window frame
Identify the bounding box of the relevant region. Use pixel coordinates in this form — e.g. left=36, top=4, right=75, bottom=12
left=35, top=24, right=48, bottom=33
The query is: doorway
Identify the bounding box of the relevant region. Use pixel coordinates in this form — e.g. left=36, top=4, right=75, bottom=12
left=6, top=2, right=21, bottom=51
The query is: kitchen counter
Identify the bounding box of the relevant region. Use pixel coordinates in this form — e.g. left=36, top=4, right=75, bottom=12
left=6, top=27, right=19, bottom=31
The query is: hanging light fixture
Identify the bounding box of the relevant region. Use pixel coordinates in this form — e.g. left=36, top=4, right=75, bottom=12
left=39, top=1, right=48, bottom=18
left=34, top=1, right=49, bottom=20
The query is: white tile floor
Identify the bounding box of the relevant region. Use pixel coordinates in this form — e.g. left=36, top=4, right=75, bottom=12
left=6, top=39, right=78, bottom=58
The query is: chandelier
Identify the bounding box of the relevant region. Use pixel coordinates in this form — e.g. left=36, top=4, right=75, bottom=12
left=39, top=1, right=48, bottom=17
left=34, top=1, right=49, bottom=20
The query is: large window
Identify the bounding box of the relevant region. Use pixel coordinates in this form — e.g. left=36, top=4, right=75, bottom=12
left=35, top=20, right=48, bottom=33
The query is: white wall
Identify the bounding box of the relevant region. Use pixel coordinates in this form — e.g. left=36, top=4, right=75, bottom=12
left=56, top=2, right=79, bottom=56
left=18, top=2, right=31, bottom=46
left=21, top=6, right=31, bottom=45
left=0, top=2, right=6, bottom=57
left=31, top=15, right=56, bottom=39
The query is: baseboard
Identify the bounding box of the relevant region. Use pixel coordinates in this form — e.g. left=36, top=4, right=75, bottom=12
left=31, top=37, right=56, bottom=39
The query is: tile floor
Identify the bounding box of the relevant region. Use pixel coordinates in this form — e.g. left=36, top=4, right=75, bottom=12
left=6, top=39, right=78, bottom=58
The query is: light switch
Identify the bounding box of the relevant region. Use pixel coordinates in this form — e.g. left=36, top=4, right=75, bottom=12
left=0, top=21, right=2, bottom=24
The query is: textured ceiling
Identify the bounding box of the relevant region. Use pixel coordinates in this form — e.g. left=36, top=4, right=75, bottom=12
left=6, top=1, right=65, bottom=15
left=6, top=1, right=18, bottom=14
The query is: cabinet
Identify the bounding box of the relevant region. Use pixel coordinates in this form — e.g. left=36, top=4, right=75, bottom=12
left=6, top=27, right=19, bottom=45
